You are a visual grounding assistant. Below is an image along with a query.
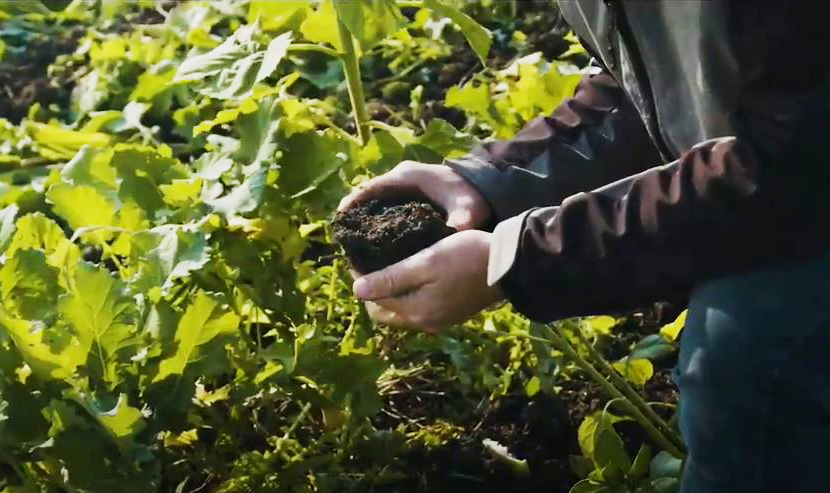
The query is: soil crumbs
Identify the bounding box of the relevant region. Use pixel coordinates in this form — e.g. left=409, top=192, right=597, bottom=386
left=332, top=196, right=456, bottom=274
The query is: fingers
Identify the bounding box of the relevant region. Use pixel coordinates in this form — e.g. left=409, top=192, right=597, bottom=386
left=352, top=249, right=435, bottom=301
left=364, top=301, right=408, bottom=327
left=337, top=161, right=419, bottom=212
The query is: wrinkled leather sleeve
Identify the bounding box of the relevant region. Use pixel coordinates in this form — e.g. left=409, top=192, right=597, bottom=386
left=445, top=69, right=663, bottom=221
left=489, top=76, right=830, bottom=321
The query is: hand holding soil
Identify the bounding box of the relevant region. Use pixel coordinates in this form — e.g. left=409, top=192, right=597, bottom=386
left=337, top=161, right=492, bottom=231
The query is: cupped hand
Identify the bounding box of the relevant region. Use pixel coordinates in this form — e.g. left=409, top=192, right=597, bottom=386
left=351, top=230, right=504, bottom=332
left=337, top=161, right=492, bottom=231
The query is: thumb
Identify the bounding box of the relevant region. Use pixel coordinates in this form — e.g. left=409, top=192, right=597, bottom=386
left=447, top=208, right=473, bottom=230
left=353, top=255, right=431, bottom=300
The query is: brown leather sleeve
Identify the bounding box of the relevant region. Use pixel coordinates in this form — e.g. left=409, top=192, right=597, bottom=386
left=489, top=79, right=830, bottom=321
left=445, top=68, right=663, bottom=221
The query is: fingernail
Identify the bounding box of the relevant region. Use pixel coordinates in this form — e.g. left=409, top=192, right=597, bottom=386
left=353, top=278, right=370, bottom=299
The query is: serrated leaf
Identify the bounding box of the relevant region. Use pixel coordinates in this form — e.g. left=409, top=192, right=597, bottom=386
left=60, top=146, right=117, bottom=191
left=205, top=168, right=266, bottom=216
left=6, top=213, right=80, bottom=283
left=153, top=291, right=240, bottom=383
left=46, top=184, right=116, bottom=244
left=112, top=147, right=188, bottom=216
left=174, top=24, right=256, bottom=82
left=59, top=262, right=133, bottom=369
left=255, top=32, right=292, bottom=83
left=482, top=438, right=530, bottom=476
left=424, top=0, right=491, bottom=64
left=0, top=249, right=60, bottom=320
left=299, top=0, right=341, bottom=50
left=248, top=0, right=308, bottom=31
left=0, top=307, right=84, bottom=380
left=132, top=227, right=210, bottom=297
left=445, top=81, right=490, bottom=119
left=0, top=204, right=18, bottom=253
left=333, top=0, right=403, bottom=51
left=612, top=358, right=654, bottom=387
left=277, top=131, right=346, bottom=197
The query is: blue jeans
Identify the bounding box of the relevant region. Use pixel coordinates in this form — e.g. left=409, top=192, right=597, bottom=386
left=674, top=254, right=830, bottom=492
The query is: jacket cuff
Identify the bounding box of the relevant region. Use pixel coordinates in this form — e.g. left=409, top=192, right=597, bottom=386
left=487, top=209, right=533, bottom=287
left=445, top=154, right=529, bottom=222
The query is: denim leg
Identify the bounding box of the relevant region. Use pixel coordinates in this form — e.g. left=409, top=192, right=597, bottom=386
left=674, top=255, right=830, bottom=493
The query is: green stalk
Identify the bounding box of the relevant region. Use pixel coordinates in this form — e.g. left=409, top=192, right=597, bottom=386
left=336, top=19, right=371, bottom=146
left=573, top=328, right=686, bottom=453
left=531, top=324, right=685, bottom=458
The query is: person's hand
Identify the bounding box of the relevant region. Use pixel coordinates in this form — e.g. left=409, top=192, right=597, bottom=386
left=337, top=161, right=492, bottom=230
left=351, top=230, right=504, bottom=332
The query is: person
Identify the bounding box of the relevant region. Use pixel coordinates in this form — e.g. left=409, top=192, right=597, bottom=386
left=338, top=2, right=830, bottom=491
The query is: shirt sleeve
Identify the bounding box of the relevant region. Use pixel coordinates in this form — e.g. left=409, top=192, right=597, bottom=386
left=488, top=75, right=830, bottom=321
left=444, top=66, right=664, bottom=222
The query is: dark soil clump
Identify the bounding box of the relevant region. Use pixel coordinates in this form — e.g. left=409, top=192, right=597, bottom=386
left=332, top=196, right=456, bottom=274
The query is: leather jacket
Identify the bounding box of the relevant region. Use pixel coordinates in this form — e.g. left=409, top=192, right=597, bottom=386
left=446, top=1, right=830, bottom=321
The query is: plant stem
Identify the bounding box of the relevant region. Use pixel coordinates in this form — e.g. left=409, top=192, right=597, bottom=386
left=532, top=324, right=685, bottom=458
left=287, top=43, right=342, bottom=58
left=573, top=328, right=686, bottom=453
left=336, top=19, right=371, bottom=145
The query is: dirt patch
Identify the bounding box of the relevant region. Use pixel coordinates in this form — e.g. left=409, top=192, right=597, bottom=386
left=332, top=196, right=456, bottom=274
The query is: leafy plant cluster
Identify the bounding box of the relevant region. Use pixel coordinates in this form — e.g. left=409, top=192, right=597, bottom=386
left=0, top=1, right=685, bottom=492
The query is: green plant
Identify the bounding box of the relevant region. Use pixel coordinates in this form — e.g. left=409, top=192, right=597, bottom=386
left=0, top=1, right=686, bottom=492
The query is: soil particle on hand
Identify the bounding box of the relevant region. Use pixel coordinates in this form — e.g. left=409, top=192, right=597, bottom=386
left=332, top=196, right=456, bottom=274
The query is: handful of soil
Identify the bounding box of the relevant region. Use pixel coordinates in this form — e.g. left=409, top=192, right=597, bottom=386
left=332, top=196, right=456, bottom=274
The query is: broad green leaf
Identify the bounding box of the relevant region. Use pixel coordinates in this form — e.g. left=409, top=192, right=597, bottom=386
left=445, top=81, right=490, bottom=119
left=193, top=152, right=235, bottom=180
left=193, top=98, right=258, bottom=137
left=0, top=249, right=60, bottom=320
left=424, top=0, right=491, bottom=64
left=277, top=131, right=346, bottom=197
left=46, top=184, right=115, bottom=243
left=587, top=316, right=617, bottom=335
left=628, top=334, right=676, bottom=361
left=299, top=0, right=341, bottom=50
left=0, top=307, right=84, bottom=380
left=174, top=23, right=258, bottom=82
left=629, top=444, right=652, bottom=479
left=659, top=310, right=687, bottom=342
left=160, top=178, right=203, bottom=207
left=132, top=227, right=210, bottom=297
left=205, top=167, right=266, bottom=216
left=593, top=425, right=631, bottom=472
left=415, top=119, right=475, bottom=159
left=153, top=291, right=240, bottom=383
left=650, top=451, right=683, bottom=480
left=235, top=96, right=281, bottom=170
left=130, top=63, right=177, bottom=102
left=255, top=32, right=292, bottom=83
left=0, top=204, right=18, bottom=253
left=332, top=0, right=403, bottom=51
left=612, top=358, right=654, bottom=387
left=112, top=147, right=188, bottom=216
left=248, top=0, right=308, bottom=31
left=25, top=121, right=111, bottom=160
left=60, top=146, right=117, bottom=191
left=59, top=262, right=133, bottom=366
left=71, top=392, right=145, bottom=451
left=524, top=376, right=540, bottom=397
left=6, top=213, right=81, bottom=282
